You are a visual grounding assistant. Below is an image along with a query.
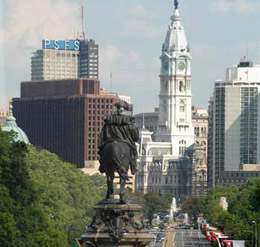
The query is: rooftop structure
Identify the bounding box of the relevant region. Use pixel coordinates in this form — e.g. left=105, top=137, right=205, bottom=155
left=2, top=100, right=29, bottom=144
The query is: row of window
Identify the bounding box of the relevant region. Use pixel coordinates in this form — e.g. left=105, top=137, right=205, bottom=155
left=56, top=53, right=77, bottom=57
left=88, top=98, right=114, bottom=103
left=88, top=105, right=112, bottom=110
left=88, top=110, right=110, bottom=115
left=194, top=127, right=207, bottom=137
left=150, top=176, right=178, bottom=184
left=87, top=156, right=98, bottom=161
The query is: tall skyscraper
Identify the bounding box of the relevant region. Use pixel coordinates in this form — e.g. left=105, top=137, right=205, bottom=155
left=31, top=39, right=98, bottom=81
left=209, top=59, right=260, bottom=186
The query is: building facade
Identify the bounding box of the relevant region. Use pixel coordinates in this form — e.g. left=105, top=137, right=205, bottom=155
left=31, top=39, right=98, bottom=81
left=135, top=107, right=208, bottom=196
left=207, top=97, right=214, bottom=188
left=209, top=60, right=260, bottom=187
left=134, top=108, right=159, bottom=137
left=0, top=110, right=8, bottom=127
left=191, top=107, right=208, bottom=195
left=134, top=2, right=205, bottom=198
left=13, top=78, right=119, bottom=168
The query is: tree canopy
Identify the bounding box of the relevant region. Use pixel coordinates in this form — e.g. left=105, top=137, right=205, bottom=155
left=180, top=180, right=260, bottom=247
left=0, top=130, right=106, bottom=247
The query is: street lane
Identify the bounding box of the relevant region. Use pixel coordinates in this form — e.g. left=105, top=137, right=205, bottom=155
left=174, top=229, right=211, bottom=247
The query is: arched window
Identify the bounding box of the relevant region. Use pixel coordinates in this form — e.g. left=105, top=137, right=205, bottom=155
left=179, top=100, right=185, bottom=112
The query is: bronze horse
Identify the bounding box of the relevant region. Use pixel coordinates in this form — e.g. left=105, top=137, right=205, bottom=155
left=99, top=141, right=132, bottom=201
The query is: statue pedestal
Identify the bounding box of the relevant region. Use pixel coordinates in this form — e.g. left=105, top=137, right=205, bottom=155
left=79, top=200, right=154, bottom=247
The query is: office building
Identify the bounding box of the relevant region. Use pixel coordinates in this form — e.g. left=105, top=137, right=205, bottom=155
left=209, top=59, right=260, bottom=186
left=31, top=39, right=98, bottom=81
left=13, top=78, right=119, bottom=168
left=207, top=97, right=214, bottom=188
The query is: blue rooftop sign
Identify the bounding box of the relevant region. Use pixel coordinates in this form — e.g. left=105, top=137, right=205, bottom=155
left=42, top=39, right=80, bottom=51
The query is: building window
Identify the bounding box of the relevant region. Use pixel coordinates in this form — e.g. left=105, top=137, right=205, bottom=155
left=179, top=100, right=185, bottom=112
left=194, top=127, right=200, bottom=136
left=201, top=127, right=206, bottom=137
left=179, top=81, right=184, bottom=92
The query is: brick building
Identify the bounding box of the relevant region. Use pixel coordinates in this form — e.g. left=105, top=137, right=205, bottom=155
left=13, top=78, right=119, bottom=168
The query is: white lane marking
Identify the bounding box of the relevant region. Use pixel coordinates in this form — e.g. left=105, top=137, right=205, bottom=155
left=197, top=230, right=206, bottom=247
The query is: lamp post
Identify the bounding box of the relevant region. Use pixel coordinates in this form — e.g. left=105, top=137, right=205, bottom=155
left=252, top=221, right=258, bottom=247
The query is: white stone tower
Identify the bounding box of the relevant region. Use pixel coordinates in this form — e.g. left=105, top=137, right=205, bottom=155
left=155, top=0, right=194, bottom=156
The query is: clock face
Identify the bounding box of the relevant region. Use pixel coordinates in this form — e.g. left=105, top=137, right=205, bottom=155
left=178, top=61, right=186, bottom=71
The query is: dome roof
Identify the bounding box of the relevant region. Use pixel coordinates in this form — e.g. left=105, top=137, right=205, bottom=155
left=2, top=101, right=29, bottom=144
left=163, top=8, right=189, bottom=55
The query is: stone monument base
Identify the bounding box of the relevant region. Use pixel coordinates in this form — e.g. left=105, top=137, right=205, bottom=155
left=78, top=200, right=154, bottom=247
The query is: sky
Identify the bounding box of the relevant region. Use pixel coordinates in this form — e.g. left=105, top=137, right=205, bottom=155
left=1, top=0, right=260, bottom=113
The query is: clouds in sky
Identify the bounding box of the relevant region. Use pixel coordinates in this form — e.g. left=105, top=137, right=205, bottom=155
left=214, top=0, right=260, bottom=14
left=1, top=0, right=260, bottom=113
left=0, top=0, right=80, bottom=108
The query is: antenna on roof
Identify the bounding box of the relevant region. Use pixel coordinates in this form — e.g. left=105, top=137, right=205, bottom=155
left=110, top=71, right=113, bottom=92
left=76, top=0, right=86, bottom=40
left=142, top=112, right=145, bottom=129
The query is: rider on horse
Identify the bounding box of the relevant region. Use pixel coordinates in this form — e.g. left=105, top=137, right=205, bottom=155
left=98, top=100, right=139, bottom=181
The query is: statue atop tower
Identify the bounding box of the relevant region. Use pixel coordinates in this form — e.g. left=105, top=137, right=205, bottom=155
left=174, top=0, right=179, bottom=9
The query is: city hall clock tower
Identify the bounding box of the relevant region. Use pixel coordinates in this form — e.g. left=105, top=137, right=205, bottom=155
left=155, top=0, right=194, bottom=156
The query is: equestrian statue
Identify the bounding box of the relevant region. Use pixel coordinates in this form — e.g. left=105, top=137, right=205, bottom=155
left=98, top=100, right=139, bottom=203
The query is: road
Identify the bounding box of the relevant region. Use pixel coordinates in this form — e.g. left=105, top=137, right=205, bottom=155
left=173, top=229, right=211, bottom=247
left=149, top=228, right=210, bottom=247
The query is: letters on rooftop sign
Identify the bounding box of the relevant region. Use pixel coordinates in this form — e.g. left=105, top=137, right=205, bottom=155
left=42, top=39, right=80, bottom=51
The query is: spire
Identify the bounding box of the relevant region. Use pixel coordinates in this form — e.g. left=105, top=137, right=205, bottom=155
left=164, top=0, right=187, bottom=54
left=142, top=112, right=145, bottom=129
left=171, top=0, right=181, bottom=23
left=9, top=98, right=13, bottom=116
left=6, top=98, right=17, bottom=127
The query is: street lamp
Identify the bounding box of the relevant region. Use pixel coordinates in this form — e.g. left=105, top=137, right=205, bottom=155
left=252, top=221, right=258, bottom=247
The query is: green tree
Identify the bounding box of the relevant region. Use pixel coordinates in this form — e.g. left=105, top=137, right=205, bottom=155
left=0, top=130, right=62, bottom=247
left=26, top=146, right=106, bottom=246
left=143, top=192, right=169, bottom=225
left=180, top=196, right=206, bottom=223
left=0, top=130, right=106, bottom=247
left=201, top=180, right=260, bottom=247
